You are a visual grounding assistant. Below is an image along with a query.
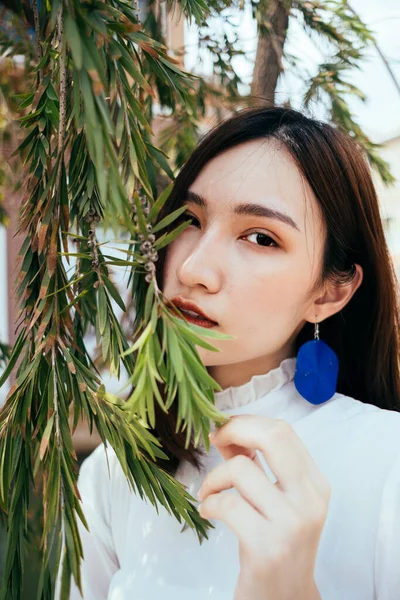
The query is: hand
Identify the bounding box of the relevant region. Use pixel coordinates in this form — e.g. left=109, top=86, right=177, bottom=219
left=197, top=415, right=330, bottom=600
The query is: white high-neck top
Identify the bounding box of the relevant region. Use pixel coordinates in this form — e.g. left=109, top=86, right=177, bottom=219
left=64, top=358, right=400, bottom=600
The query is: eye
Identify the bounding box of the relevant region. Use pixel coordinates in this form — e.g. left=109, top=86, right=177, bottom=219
left=176, top=211, right=278, bottom=248
left=243, top=232, right=279, bottom=248
left=178, top=211, right=200, bottom=227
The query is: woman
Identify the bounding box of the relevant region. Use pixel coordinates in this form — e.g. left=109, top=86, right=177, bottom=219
left=67, top=107, right=400, bottom=599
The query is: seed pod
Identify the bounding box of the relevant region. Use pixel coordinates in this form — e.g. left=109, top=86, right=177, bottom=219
left=146, top=224, right=152, bottom=232
left=148, top=234, right=156, bottom=243
left=145, top=273, right=153, bottom=283
left=140, top=241, right=152, bottom=252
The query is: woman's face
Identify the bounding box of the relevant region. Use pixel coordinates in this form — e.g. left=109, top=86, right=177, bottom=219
left=162, top=139, right=327, bottom=389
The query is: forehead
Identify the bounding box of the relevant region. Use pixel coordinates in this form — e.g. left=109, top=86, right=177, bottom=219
left=189, top=139, right=323, bottom=231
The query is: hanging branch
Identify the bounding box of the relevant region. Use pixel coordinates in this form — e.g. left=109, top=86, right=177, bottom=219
left=0, top=0, right=232, bottom=598
left=293, top=0, right=394, bottom=184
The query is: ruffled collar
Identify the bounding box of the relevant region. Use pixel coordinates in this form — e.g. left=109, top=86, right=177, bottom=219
left=213, top=357, right=296, bottom=411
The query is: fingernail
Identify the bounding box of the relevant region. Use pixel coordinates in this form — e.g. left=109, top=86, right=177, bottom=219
left=208, top=431, right=215, bottom=442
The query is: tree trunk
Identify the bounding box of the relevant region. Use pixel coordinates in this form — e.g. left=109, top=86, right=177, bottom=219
left=251, top=0, right=292, bottom=105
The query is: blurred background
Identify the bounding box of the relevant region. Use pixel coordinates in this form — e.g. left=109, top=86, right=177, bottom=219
left=0, top=0, right=399, bottom=594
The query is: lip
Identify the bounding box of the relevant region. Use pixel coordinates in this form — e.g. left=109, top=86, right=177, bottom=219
left=169, top=296, right=218, bottom=327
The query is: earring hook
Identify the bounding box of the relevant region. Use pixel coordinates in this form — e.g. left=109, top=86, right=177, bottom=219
left=314, top=318, right=319, bottom=340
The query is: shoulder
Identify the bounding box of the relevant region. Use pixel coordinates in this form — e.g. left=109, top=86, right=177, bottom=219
left=334, top=395, right=400, bottom=477
left=78, top=443, right=130, bottom=511
left=371, top=414, right=400, bottom=596
left=327, top=392, right=400, bottom=443
left=312, top=395, right=400, bottom=597
left=302, top=389, right=400, bottom=443
left=79, top=443, right=115, bottom=490
left=293, top=391, right=400, bottom=483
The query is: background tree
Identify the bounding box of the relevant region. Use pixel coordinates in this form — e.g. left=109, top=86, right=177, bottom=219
left=177, top=0, right=395, bottom=182
left=126, top=0, right=396, bottom=182
left=0, top=1, right=396, bottom=599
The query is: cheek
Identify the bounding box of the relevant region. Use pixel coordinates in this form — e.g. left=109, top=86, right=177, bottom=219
left=246, top=255, right=314, bottom=298
left=231, top=257, right=317, bottom=328
left=161, top=241, right=180, bottom=290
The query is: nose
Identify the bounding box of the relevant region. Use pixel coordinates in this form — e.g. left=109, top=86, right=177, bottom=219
left=176, top=230, right=223, bottom=293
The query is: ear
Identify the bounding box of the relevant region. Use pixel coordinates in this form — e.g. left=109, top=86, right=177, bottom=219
left=305, top=264, right=363, bottom=323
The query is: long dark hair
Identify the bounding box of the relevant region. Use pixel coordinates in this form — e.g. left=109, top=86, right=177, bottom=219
left=148, top=106, right=400, bottom=471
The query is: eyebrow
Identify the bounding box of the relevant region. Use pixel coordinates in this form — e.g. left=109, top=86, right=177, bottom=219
left=184, top=190, right=300, bottom=231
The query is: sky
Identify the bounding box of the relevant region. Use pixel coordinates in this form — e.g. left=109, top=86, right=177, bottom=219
left=184, top=0, right=400, bottom=143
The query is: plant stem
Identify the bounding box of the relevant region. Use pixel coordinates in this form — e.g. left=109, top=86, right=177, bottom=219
left=56, top=3, right=67, bottom=192
left=347, top=3, right=400, bottom=102
left=52, top=347, right=61, bottom=448
left=32, top=0, right=43, bottom=80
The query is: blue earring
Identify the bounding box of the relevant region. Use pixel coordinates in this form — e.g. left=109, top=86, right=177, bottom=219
left=294, top=321, right=339, bottom=405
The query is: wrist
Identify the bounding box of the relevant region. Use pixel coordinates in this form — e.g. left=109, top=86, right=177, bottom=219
left=310, top=581, right=322, bottom=600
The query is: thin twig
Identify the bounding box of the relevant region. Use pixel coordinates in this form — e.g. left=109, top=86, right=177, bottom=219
left=130, top=5, right=149, bottom=300
left=88, top=221, right=103, bottom=284
left=371, top=43, right=400, bottom=99
left=52, top=343, right=67, bottom=592
left=32, top=0, right=43, bottom=80
left=347, top=3, right=400, bottom=103
left=56, top=3, right=68, bottom=193
left=132, top=0, right=140, bottom=21
left=52, top=347, right=61, bottom=449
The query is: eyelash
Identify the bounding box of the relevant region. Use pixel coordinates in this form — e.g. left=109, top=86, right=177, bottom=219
left=180, top=212, right=279, bottom=249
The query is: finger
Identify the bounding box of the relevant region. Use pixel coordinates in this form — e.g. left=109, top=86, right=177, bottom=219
left=198, top=454, right=285, bottom=520
left=211, top=415, right=321, bottom=496
left=199, top=491, right=264, bottom=544
left=213, top=441, right=264, bottom=470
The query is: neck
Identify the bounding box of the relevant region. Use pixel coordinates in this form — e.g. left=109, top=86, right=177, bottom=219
left=207, top=347, right=295, bottom=390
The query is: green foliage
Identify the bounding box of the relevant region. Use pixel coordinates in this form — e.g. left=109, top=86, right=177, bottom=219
left=0, top=1, right=232, bottom=598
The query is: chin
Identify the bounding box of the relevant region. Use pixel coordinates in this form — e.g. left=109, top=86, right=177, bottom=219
left=195, top=345, right=237, bottom=368
left=195, top=346, right=220, bottom=366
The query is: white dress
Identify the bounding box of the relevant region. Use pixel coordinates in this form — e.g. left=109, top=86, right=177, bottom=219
left=63, top=358, right=400, bottom=599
